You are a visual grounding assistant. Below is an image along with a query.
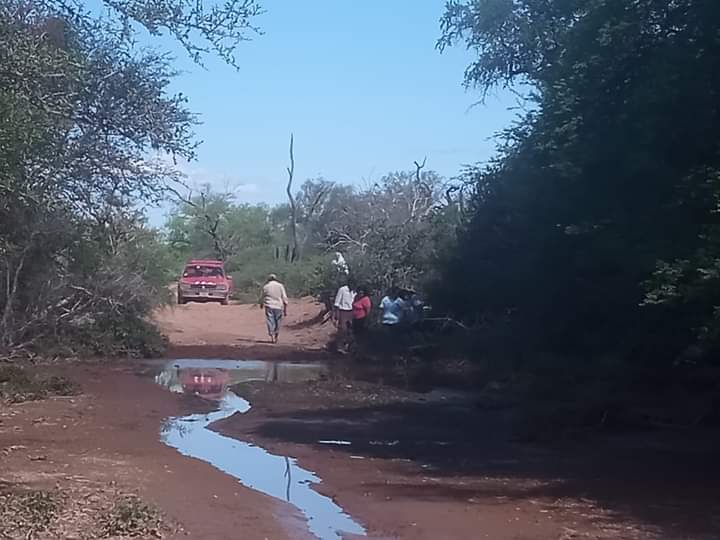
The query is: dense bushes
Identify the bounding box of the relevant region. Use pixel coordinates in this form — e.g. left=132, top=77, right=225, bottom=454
left=434, top=0, right=720, bottom=367
left=0, top=1, right=260, bottom=358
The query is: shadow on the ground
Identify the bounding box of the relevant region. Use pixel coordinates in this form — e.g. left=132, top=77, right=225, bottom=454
left=166, top=343, right=334, bottom=361
left=285, top=309, right=331, bottom=330
left=234, top=337, right=272, bottom=345
left=250, top=400, right=720, bottom=539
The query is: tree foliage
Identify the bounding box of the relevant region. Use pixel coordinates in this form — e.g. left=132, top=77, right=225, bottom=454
left=166, top=167, right=458, bottom=298
left=39, top=0, right=262, bottom=67
left=0, top=0, right=262, bottom=357
left=435, top=0, right=720, bottom=362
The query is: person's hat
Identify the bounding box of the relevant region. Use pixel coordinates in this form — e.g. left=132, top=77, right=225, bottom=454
left=268, top=273, right=277, bottom=281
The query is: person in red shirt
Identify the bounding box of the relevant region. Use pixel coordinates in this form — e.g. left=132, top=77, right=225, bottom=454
left=352, top=286, right=372, bottom=336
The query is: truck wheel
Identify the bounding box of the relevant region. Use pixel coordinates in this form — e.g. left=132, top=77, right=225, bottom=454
left=221, top=297, right=229, bottom=306
left=177, top=295, right=186, bottom=305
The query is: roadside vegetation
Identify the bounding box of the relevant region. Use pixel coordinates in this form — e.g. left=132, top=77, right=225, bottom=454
left=431, top=0, right=720, bottom=432
left=0, top=0, right=260, bottom=359
left=0, top=364, right=79, bottom=403
left=99, top=495, right=167, bottom=538
left=165, top=167, right=458, bottom=300
left=0, top=486, right=170, bottom=540
left=0, top=489, right=60, bottom=539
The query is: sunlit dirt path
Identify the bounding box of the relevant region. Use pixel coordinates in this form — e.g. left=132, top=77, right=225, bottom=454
left=154, top=297, right=335, bottom=354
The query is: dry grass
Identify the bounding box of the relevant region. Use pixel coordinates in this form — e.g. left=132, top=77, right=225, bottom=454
left=0, top=488, right=61, bottom=539
left=99, top=495, right=166, bottom=538
left=0, top=483, right=171, bottom=540
left=0, top=364, right=80, bottom=403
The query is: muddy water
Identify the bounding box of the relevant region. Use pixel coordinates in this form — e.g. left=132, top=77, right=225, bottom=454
left=154, top=359, right=365, bottom=540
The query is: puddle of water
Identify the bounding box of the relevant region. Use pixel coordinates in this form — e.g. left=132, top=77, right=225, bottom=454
left=155, top=360, right=365, bottom=540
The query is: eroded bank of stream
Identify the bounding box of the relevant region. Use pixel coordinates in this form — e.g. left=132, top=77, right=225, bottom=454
left=152, top=359, right=365, bottom=540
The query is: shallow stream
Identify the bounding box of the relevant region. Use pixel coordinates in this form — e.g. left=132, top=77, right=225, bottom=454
left=153, top=359, right=365, bottom=540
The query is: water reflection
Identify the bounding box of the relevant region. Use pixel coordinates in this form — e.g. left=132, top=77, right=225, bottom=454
left=155, top=359, right=364, bottom=540
left=154, top=358, right=329, bottom=398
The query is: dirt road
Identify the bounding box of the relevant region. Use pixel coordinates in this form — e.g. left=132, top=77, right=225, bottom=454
left=3, top=298, right=720, bottom=540
left=155, top=297, right=335, bottom=356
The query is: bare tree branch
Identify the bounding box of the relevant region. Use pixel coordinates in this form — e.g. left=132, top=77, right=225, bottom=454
left=169, top=186, right=229, bottom=259
left=299, top=180, right=333, bottom=252
left=413, top=156, right=427, bottom=182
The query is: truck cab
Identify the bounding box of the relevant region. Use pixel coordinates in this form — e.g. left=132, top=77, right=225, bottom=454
left=177, top=259, right=232, bottom=305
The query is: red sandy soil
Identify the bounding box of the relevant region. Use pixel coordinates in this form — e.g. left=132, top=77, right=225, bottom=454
left=1, top=363, right=313, bottom=540
left=154, top=297, right=336, bottom=357
left=3, top=298, right=720, bottom=540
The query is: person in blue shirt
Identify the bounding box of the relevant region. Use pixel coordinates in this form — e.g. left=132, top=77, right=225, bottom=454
left=380, top=287, right=405, bottom=326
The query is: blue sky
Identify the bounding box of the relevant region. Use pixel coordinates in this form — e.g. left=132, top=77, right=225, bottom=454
left=111, top=1, right=518, bottom=223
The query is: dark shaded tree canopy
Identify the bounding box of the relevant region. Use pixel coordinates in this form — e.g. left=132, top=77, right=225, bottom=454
left=434, top=0, right=720, bottom=362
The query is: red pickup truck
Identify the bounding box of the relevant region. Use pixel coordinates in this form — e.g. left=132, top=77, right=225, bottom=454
left=177, top=259, right=232, bottom=305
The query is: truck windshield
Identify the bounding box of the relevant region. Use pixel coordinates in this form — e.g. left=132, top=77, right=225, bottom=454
left=183, top=266, right=224, bottom=278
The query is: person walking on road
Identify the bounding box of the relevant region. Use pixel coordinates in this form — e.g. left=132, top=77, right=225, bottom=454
left=259, top=273, right=288, bottom=343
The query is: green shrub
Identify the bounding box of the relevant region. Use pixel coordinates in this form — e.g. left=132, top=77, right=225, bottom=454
left=229, top=253, right=328, bottom=299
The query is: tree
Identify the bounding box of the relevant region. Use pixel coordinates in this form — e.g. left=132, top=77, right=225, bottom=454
left=436, top=0, right=720, bottom=361
left=166, top=187, right=272, bottom=262
left=285, top=134, right=299, bottom=260
left=314, top=168, right=451, bottom=292
left=0, top=0, right=263, bottom=356
left=40, top=0, right=262, bottom=68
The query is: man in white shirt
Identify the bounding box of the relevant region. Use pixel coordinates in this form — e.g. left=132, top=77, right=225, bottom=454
left=333, top=281, right=356, bottom=332
left=259, top=274, right=288, bottom=343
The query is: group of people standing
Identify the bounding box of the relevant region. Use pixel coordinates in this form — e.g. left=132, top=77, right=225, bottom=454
left=258, top=273, right=423, bottom=346
left=333, top=281, right=423, bottom=350
left=333, top=281, right=373, bottom=336
left=379, top=286, right=423, bottom=326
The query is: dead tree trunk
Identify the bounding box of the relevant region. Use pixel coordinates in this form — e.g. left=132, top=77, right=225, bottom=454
left=413, top=156, right=427, bottom=183
left=199, top=191, right=227, bottom=260
left=286, top=134, right=299, bottom=262
left=172, top=188, right=228, bottom=260
left=1, top=244, right=31, bottom=346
